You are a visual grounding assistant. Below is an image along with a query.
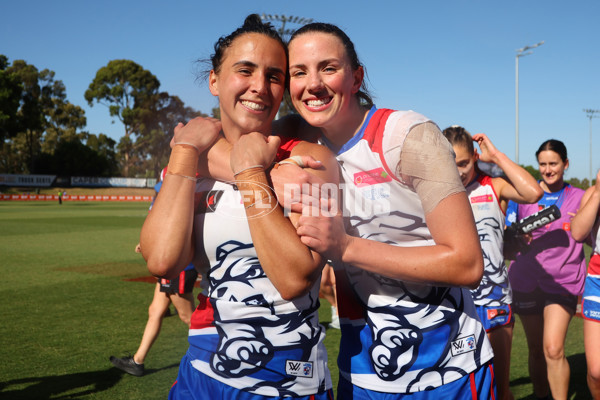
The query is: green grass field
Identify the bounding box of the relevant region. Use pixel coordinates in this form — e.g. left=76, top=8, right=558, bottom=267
left=0, top=201, right=591, bottom=399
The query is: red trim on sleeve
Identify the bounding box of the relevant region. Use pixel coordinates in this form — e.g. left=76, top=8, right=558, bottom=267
left=276, top=136, right=302, bottom=162
left=478, top=174, right=505, bottom=215
left=589, top=254, right=600, bottom=275
left=361, top=108, right=399, bottom=181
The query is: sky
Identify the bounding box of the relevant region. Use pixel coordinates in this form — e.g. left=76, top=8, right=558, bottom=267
left=2, top=0, right=599, bottom=180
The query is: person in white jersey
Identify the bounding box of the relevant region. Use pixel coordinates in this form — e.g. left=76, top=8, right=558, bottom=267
left=268, top=22, right=496, bottom=399
left=140, top=15, right=338, bottom=399
left=571, top=169, right=600, bottom=400
left=442, top=125, right=542, bottom=400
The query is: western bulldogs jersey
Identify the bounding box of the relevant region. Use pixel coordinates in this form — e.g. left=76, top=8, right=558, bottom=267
left=184, top=140, right=331, bottom=397
left=594, top=222, right=600, bottom=259
left=327, top=107, right=493, bottom=393
left=591, top=223, right=600, bottom=276
left=466, top=175, right=512, bottom=307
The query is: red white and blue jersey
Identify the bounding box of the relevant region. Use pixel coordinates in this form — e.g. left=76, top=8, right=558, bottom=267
left=183, top=138, right=332, bottom=397
left=591, top=222, right=600, bottom=276
left=466, top=175, right=512, bottom=307
left=582, top=224, right=600, bottom=322
left=326, top=107, right=493, bottom=393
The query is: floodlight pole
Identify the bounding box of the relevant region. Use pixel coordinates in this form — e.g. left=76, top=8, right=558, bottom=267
left=515, top=40, right=544, bottom=165
left=584, top=109, right=600, bottom=183
left=260, top=14, right=313, bottom=41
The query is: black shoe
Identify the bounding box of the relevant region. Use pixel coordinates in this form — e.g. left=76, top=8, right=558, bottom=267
left=110, top=355, right=144, bottom=376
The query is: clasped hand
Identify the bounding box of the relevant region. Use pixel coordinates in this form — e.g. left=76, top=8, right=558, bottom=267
left=171, top=117, right=222, bottom=154
left=230, top=132, right=280, bottom=174
left=271, top=162, right=348, bottom=261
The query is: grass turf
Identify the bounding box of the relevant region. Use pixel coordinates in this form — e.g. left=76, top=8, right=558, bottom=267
left=0, top=201, right=590, bottom=399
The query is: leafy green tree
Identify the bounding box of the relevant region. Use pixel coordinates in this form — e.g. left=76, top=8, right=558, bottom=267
left=42, top=93, right=87, bottom=154
left=4, top=59, right=45, bottom=173
left=575, top=178, right=590, bottom=190
left=567, top=177, right=583, bottom=189
left=85, top=59, right=160, bottom=176
left=522, top=165, right=541, bottom=182
left=0, top=55, right=21, bottom=143
left=86, top=133, right=119, bottom=175
left=35, top=137, right=118, bottom=177
left=136, top=92, right=204, bottom=178
left=0, top=57, right=86, bottom=173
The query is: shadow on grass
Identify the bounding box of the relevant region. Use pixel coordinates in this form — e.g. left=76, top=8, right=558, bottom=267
left=510, top=352, right=591, bottom=400
left=567, top=352, right=591, bottom=400
left=0, top=363, right=180, bottom=399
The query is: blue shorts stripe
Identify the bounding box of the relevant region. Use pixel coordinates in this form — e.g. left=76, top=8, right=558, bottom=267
left=582, top=275, right=600, bottom=322
left=169, top=353, right=334, bottom=399
left=336, top=361, right=496, bottom=399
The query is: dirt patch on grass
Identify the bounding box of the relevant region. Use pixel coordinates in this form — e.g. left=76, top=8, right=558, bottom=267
left=56, top=263, right=202, bottom=287
left=127, top=275, right=157, bottom=284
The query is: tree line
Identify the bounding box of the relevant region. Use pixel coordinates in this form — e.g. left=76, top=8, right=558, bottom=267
left=0, top=56, right=208, bottom=179
left=0, top=54, right=591, bottom=188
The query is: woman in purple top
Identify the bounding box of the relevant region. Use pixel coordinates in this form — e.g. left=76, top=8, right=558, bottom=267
left=507, top=139, right=586, bottom=400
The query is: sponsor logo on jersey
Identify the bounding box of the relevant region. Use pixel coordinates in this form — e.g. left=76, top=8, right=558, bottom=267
left=353, top=168, right=392, bottom=187
left=450, top=334, right=476, bottom=357
left=285, top=360, right=313, bottom=378
left=471, top=194, right=493, bottom=204
left=521, top=215, right=557, bottom=232
left=563, top=222, right=571, bottom=231
left=474, top=203, right=491, bottom=212
left=585, top=309, right=600, bottom=319
left=487, top=308, right=508, bottom=320
left=360, top=186, right=390, bottom=201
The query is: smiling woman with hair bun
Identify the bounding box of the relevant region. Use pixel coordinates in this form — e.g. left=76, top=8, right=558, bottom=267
left=140, top=14, right=337, bottom=399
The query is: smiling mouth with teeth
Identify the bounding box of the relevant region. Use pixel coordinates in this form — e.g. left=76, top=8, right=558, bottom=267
left=306, top=98, right=331, bottom=107
left=241, top=100, right=266, bottom=111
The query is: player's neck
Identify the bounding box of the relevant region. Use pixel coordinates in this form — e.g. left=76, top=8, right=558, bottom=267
left=541, top=180, right=565, bottom=193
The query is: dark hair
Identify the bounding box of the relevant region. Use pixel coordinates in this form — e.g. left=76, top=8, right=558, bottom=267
left=197, top=14, right=286, bottom=80
left=442, top=125, right=474, bottom=154
left=536, top=139, right=568, bottom=162
left=289, top=22, right=373, bottom=107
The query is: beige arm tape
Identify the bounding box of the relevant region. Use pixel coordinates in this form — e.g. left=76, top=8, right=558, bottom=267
left=168, top=145, right=199, bottom=178
left=234, top=167, right=277, bottom=210
left=395, top=123, right=465, bottom=214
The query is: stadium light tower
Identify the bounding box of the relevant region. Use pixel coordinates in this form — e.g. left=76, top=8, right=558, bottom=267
left=260, top=14, right=313, bottom=41
left=515, top=40, right=544, bottom=164
left=584, top=109, right=600, bottom=183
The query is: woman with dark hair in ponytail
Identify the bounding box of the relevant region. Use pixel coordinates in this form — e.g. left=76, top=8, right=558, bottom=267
left=279, top=22, right=495, bottom=399
left=443, top=125, right=542, bottom=400
left=507, top=139, right=586, bottom=400
left=572, top=169, right=600, bottom=400
left=199, top=20, right=495, bottom=399
left=140, top=14, right=337, bottom=399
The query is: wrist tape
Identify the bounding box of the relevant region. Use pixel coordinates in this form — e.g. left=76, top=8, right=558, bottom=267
left=168, top=145, right=199, bottom=178
left=234, top=167, right=276, bottom=209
